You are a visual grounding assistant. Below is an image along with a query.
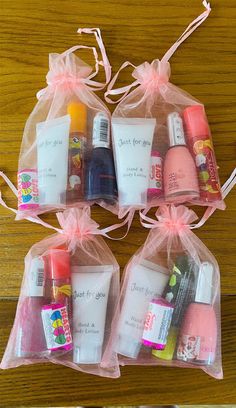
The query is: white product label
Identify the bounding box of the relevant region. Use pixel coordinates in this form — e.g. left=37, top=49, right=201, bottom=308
left=142, top=301, right=173, bottom=346
left=93, top=113, right=110, bottom=146
left=41, top=305, right=72, bottom=350
left=28, top=258, right=44, bottom=297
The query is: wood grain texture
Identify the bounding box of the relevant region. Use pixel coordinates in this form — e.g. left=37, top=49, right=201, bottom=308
left=0, top=296, right=236, bottom=407
left=0, top=0, right=236, bottom=405
left=0, top=297, right=235, bottom=406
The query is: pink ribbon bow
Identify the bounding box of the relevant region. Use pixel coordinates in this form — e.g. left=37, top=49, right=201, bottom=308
left=37, top=28, right=111, bottom=99
left=105, top=1, right=211, bottom=104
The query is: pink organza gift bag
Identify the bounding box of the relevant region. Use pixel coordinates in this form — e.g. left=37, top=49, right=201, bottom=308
left=1, top=28, right=119, bottom=220
left=0, top=207, right=120, bottom=378
left=102, top=204, right=223, bottom=379
left=105, top=1, right=225, bottom=219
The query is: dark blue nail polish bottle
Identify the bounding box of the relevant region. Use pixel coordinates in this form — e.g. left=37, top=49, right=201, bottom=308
left=86, top=112, right=117, bottom=204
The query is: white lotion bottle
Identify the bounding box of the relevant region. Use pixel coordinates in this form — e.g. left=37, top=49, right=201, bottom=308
left=116, top=259, right=169, bottom=358
left=72, top=265, right=113, bottom=364
left=112, top=118, right=156, bottom=207
left=37, top=115, right=70, bottom=206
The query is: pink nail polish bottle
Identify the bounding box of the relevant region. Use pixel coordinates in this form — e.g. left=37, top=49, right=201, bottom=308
left=163, top=112, right=199, bottom=203
left=16, top=257, right=48, bottom=358
left=177, top=262, right=217, bottom=365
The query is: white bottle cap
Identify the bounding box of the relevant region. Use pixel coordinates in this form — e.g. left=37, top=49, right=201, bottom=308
left=92, top=112, right=110, bottom=148
left=27, top=257, right=44, bottom=297
left=116, top=335, right=141, bottom=358
left=167, top=112, right=186, bottom=147
left=73, top=344, right=102, bottom=364
left=119, top=190, right=147, bottom=207
left=195, top=261, right=214, bottom=305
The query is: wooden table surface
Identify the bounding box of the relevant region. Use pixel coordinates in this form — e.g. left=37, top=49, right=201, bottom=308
left=0, top=0, right=236, bottom=406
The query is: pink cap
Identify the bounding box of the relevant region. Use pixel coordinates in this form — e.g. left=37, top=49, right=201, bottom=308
left=47, top=250, right=70, bottom=280
left=183, top=105, right=209, bottom=138
left=151, top=150, right=161, bottom=157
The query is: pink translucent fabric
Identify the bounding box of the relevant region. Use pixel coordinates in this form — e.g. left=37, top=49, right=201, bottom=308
left=102, top=205, right=223, bottom=379
left=16, top=28, right=119, bottom=220
left=105, top=1, right=225, bottom=218
left=1, top=207, right=120, bottom=378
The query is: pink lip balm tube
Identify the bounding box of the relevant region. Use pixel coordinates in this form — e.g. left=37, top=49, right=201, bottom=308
left=18, top=169, right=39, bottom=210
left=148, top=151, right=163, bottom=199
left=142, top=298, right=174, bottom=350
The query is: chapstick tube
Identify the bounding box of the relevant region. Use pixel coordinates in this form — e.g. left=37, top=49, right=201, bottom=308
left=112, top=118, right=156, bottom=207
left=41, top=303, right=72, bottom=351
left=148, top=151, right=163, bottom=199
left=142, top=298, right=174, bottom=350
left=71, top=265, right=113, bottom=364
left=116, top=259, right=169, bottom=359
left=18, top=169, right=39, bottom=211
left=37, top=115, right=70, bottom=206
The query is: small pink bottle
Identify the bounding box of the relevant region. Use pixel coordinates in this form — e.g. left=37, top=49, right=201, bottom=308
left=177, top=262, right=217, bottom=365
left=163, top=112, right=199, bottom=203
left=16, top=257, right=48, bottom=358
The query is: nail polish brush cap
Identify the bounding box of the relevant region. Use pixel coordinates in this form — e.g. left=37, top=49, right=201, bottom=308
left=195, top=261, right=214, bottom=305
left=167, top=112, right=186, bottom=147
left=92, top=112, right=110, bottom=148
left=28, top=257, right=44, bottom=297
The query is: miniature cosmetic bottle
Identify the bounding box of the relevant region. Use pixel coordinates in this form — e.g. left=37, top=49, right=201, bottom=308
left=148, top=150, right=163, bottom=199
left=152, top=255, right=196, bottom=360
left=177, top=262, right=217, bottom=365
left=86, top=112, right=117, bottom=203
left=163, top=112, right=199, bottom=203
left=67, top=101, right=87, bottom=203
left=16, top=257, right=48, bottom=358
left=44, top=249, right=72, bottom=316
left=183, top=105, right=222, bottom=203
left=41, top=249, right=72, bottom=352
